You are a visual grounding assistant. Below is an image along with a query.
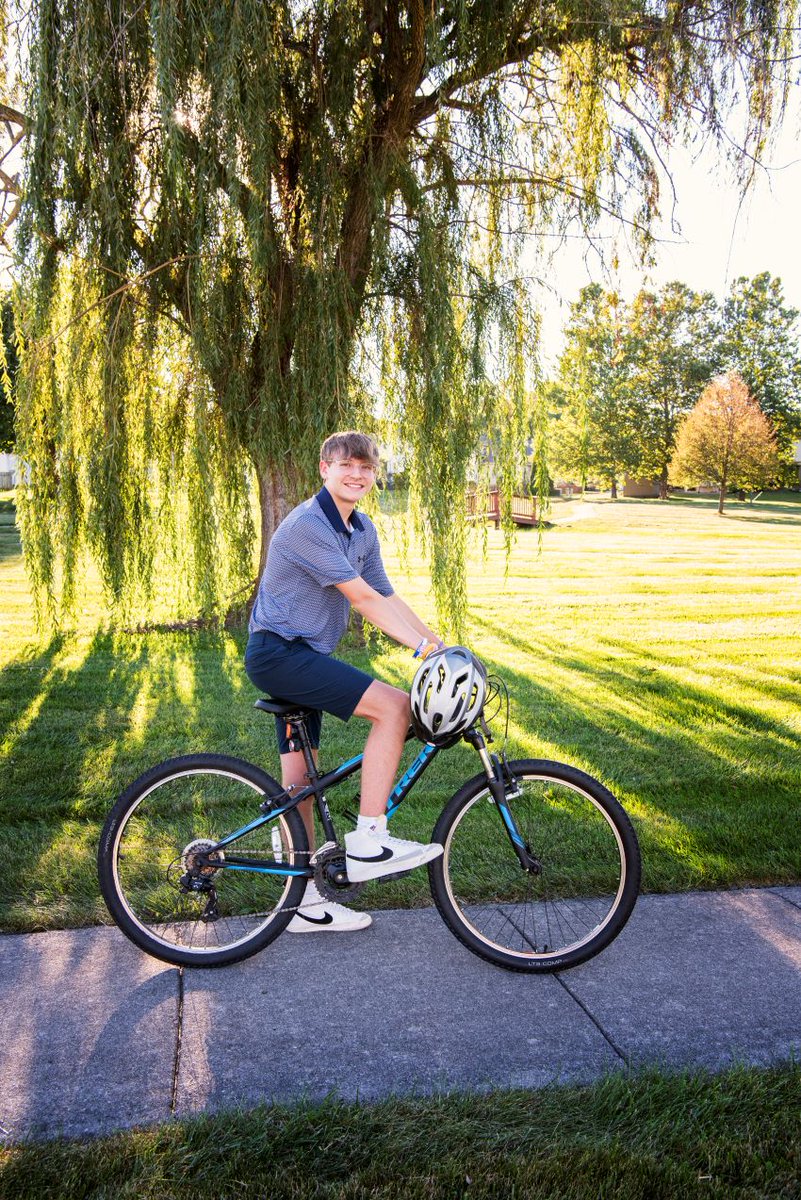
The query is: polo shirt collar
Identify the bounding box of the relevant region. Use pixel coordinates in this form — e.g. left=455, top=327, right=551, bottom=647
left=315, top=486, right=364, bottom=535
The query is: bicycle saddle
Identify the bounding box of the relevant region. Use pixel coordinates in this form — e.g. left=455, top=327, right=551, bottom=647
left=254, top=697, right=314, bottom=719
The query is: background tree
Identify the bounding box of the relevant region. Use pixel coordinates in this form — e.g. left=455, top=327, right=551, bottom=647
left=0, top=296, right=17, bottom=452
left=718, top=273, right=801, bottom=477
left=11, top=0, right=800, bottom=623
left=627, top=282, right=719, bottom=498
left=539, top=378, right=575, bottom=485
left=669, top=373, right=779, bottom=513
left=556, top=284, right=640, bottom=497
left=0, top=15, right=24, bottom=454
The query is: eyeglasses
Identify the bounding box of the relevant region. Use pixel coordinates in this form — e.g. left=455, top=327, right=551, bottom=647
left=326, top=459, right=378, bottom=476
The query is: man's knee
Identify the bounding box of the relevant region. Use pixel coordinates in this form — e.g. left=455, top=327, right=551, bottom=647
left=354, top=680, right=410, bottom=727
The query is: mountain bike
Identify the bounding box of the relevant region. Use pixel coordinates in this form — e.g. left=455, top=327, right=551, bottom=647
left=98, top=672, right=641, bottom=973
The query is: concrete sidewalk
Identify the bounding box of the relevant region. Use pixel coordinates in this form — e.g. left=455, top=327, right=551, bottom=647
left=1, top=886, right=799, bottom=1144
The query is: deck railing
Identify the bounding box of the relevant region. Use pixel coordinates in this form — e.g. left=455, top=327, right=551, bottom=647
left=466, top=489, right=537, bottom=528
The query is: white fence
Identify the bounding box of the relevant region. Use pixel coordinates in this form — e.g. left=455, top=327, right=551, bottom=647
left=0, top=452, right=18, bottom=490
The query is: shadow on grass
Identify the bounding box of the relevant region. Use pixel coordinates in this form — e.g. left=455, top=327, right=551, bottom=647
left=661, top=493, right=801, bottom=524
left=0, top=633, right=67, bottom=748
left=475, top=617, right=801, bottom=892
left=2, top=614, right=800, bottom=930
left=0, top=626, right=276, bottom=930
left=719, top=511, right=801, bottom=526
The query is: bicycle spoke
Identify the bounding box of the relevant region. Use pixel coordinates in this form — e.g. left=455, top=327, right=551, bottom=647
left=432, top=761, right=640, bottom=970
left=100, top=757, right=308, bottom=965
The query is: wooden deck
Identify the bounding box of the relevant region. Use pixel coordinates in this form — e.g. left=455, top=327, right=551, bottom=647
left=467, top=489, right=537, bottom=528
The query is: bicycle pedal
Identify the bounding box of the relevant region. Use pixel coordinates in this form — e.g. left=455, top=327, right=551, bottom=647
left=375, top=870, right=408, bottom=884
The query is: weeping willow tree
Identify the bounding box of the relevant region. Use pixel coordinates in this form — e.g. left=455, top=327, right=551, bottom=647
left=11, top=0, right=799, bottom=627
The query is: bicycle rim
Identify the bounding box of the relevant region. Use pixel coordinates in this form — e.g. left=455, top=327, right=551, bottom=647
left=434, top=763, right=639, bottom=970
left=108, top=764, right=304, bottom=962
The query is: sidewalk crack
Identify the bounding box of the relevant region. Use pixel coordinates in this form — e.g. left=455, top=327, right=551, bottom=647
left=170, top=966, right=185, bottom=1115
left=770, top=888, right=801, bottom=912
left=555, top=974, right=629, bottom=1067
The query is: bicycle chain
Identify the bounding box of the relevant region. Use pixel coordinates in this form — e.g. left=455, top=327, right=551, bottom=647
left=182, top=843, right=366, bottom=918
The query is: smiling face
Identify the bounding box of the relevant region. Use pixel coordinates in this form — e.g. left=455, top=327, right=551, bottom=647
left=319, top=455, right=378, bottom=508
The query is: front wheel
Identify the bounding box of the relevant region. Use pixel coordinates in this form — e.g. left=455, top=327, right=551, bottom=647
left=429, top=759, right=641, bottom=973
left=98, top=754, right=309, bottom=967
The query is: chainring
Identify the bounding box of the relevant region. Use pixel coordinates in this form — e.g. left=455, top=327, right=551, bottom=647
left=313, top=845, right=365, bottom=904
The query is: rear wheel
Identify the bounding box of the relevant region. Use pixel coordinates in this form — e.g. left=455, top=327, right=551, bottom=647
left=98, top=754, right=308, bottom=967
left=429, top=759, right=641, bottom=972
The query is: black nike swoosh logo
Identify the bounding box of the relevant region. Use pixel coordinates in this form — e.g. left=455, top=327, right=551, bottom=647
left=347, top=846, right=394, bottom=863
left=298, top=911, right=334, bottom=925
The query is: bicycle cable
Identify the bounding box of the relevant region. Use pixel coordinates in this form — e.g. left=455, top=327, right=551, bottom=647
left=481, top=673, right=510, bottom=756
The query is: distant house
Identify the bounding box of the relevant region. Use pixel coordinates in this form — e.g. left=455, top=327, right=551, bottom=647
left=623, top=476, right=660, bottom=498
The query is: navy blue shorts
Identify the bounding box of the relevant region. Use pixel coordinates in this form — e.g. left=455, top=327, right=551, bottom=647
left=245, top=630, right=374, bottom=754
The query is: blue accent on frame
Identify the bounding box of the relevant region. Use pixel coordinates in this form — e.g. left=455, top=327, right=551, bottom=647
left=386, top=743, right=438, bottom=819
left=214, top=813, right=274, bottom=848
left=222, top=863, right=309, bottom=876
left=498, top=801, right=525, bottom=846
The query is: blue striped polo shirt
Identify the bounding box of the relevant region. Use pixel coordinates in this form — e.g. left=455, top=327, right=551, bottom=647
left=249, top=487, right=394, bottom=653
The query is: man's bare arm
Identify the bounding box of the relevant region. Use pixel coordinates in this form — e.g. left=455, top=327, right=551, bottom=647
left=336, top=578, right=438, bottom=651
left=384, top=592, right=440, bottom=644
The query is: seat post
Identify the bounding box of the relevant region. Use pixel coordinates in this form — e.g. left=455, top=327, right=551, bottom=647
left=253, top=698, right=321, bottom=783
left=289, top=715, right=320, bottom=782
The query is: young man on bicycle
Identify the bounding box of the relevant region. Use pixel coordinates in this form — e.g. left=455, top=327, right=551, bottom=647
left=245, top=431, right=443, bottom=933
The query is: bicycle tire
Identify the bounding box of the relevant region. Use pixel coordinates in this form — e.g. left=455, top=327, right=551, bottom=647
left=98, top=753, right=309, bottom=967
left=428, top=758, right=641, bottom=973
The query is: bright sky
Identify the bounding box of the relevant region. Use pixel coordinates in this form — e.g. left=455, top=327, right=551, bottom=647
left=536, top=85, right=801, bottom=367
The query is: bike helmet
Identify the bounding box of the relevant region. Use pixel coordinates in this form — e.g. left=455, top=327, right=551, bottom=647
left=410, top=646, right=487, bottom=745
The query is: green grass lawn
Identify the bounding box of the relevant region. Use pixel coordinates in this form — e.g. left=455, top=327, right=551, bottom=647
left=1, top=490, right=800, bottom=932
left=1, top=1063, right=798, bottom=1198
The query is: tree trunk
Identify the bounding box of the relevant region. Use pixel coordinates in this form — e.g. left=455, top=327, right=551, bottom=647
left=250, top=458, right=305, bottom=612
left=659, top=465, right=669, bottom=500
left=718, top=473, right=727, bottom=514
left=610, top=476, right=618, bottom=499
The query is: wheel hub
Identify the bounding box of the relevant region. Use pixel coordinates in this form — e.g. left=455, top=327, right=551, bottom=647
left=181, top=838, right=225, bottom=878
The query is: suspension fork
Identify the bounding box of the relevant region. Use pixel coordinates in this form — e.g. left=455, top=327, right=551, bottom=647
left=464, top=726, right=533, bottom=872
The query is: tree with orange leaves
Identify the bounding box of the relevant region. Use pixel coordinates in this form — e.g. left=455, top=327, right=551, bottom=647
left=669, top=374, right=778, bottom=514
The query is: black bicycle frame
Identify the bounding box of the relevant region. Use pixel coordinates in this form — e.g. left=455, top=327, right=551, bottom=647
left=206, top=735, right=443, bottom=878
left=206, top=721, right=530, bottom=878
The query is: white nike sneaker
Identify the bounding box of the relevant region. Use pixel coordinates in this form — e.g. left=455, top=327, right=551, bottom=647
left=344, top=824, right=444, bottom=883
left=286, top=880, right=372, bottom=934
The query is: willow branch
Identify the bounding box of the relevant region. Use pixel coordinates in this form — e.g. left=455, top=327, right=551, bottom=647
left=30, top=255, right=197, bottom=354
left=0, top=103, right=28, bottom=129
left=410, top=0, right=708, bottom=129
left=336, top=0, right=428, bottom=305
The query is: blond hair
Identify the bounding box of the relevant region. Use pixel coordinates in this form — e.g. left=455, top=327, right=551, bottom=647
left=320, top=431, right=380, bottom=466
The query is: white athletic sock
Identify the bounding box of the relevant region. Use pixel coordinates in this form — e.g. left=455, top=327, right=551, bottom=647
left=357, top=814, right=387, bottom=835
